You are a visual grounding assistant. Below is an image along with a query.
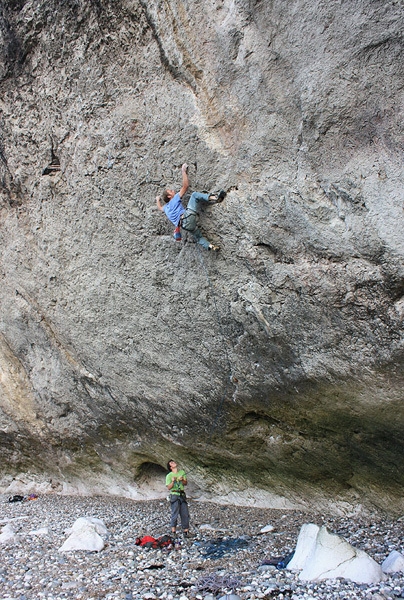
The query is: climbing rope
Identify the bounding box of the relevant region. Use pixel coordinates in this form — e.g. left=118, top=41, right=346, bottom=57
left=183, top=244, right=235, bottom=476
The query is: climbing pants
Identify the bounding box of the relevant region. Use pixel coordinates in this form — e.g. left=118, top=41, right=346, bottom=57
left=180, top=192, right=211, bottom=250
left=170, top=494, right=190, bottom=531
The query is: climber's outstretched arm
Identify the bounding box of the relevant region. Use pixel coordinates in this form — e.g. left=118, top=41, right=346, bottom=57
left=179, top=163, right=189, bottom=198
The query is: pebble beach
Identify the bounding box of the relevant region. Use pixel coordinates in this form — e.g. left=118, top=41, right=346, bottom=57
left=1, top=494, right=404, bottom=600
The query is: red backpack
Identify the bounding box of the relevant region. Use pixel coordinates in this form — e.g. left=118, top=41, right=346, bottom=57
left=135, top=535, right=174, bottom=549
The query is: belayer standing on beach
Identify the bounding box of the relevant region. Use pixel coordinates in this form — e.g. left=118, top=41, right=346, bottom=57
left=166, top=459, right=191, bottom=537
left=156, top=163, right=226, bottom=251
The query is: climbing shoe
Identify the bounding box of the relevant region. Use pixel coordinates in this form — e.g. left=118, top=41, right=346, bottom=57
left=208, top=190, right=226, bottom=204
left=208, top=244, right=220, bottom=251
left=173, top=227, right=182, bottom=241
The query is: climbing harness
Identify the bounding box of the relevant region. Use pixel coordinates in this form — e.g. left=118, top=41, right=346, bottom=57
left=179, top=210, right=197, bottom=232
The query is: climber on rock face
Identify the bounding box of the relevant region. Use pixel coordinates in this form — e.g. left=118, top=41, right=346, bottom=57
left=156, top=163, right=226, bottom=251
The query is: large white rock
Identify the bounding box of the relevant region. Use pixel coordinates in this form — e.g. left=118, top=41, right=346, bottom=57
left=65, top=516, right=108, bottom=536
left=287, top=524, right=385, bottom=584
left=382, top=550, right=404, bottom=574
left=0, top=524, right=17, bottom=545
left=287, top=523, right=320, bottom=570
left=59, top=517, right=108, bottom=552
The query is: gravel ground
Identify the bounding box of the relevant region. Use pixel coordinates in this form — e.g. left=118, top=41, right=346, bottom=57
left=1, top=494, right=404, bottom=600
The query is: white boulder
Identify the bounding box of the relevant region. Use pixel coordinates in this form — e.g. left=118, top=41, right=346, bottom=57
left=287, top=523, right=320, bottom=570
left=287, top=524, right=385, bottom=584
left=59, top=517, right=108, bottom=552
left=382, top=550, right=404, bottom=574
left=0, top=524, right=17, bottom=545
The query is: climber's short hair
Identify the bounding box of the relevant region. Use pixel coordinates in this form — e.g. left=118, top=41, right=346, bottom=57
left=161, top=190, right=170, bottom=203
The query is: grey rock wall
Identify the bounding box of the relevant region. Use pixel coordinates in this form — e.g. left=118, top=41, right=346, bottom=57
left=0, top=0, right=403, bottom=512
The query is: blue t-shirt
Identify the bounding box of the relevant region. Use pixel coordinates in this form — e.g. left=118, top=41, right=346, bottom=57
left=163, top=193, right=185, bottom=226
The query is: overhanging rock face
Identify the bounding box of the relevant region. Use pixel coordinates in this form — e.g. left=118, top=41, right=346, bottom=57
left=0, top=0, right=403, bottom=511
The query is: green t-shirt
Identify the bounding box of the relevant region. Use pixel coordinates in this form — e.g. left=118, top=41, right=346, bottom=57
left=166, top=469, right=187, bottom=495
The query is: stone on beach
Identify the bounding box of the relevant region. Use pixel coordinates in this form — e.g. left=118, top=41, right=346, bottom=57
left=287, top=523, right=385, bottom=584
left=382, top=550, right=404, bottom=574
left=59, top=516, right=108, bottom=552
left=0, top=523, right=17, bottom=545
left=29, top=526, right=49, bottom=536
left=287, top=523, right=319, bottom=570
left=260, top=524, right=275, bottom=533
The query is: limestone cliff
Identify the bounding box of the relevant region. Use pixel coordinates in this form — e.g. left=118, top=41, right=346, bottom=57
left=0, top=0, right=403, bottom=513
